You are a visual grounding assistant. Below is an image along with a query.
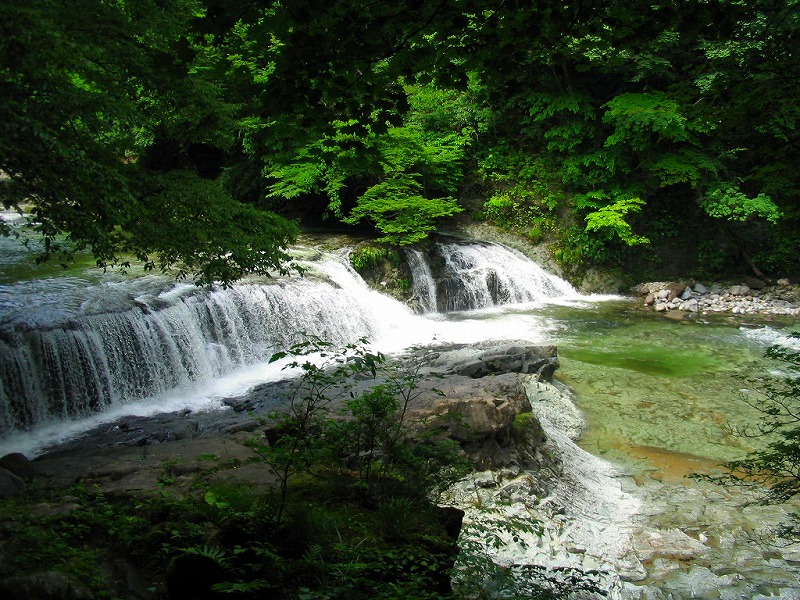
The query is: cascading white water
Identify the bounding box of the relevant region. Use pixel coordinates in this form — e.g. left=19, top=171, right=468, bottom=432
left=404, top=248, right=438, bottom=312
left=2, top=221, right=799, bottom=596
left=0, top=263, right=382, bottom=435
left=0, top=238, right=588, bottom=437
left=408, top=240, right=578, bottom=313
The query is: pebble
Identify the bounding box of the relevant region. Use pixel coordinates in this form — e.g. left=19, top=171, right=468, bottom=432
left=636, top=280, right=800, bottom=318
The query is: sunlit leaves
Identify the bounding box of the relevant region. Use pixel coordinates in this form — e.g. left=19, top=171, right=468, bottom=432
left=343, top=174, right=462, bottom=245
left=701, top=184, right=781, bottom=224
left=648, top=150, right=718, bottom=187
left=603, top=92, right=708, bottom=150
left=580, top=191, right=648, bottom=246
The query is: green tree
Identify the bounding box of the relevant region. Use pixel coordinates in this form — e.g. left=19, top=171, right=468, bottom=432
left=265, top=85, right=471, bottom=244
left=0, top=0, right=298, bottom=285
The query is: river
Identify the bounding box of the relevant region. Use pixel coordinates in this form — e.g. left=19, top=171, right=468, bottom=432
left=1, top=214, right=799, bottom=597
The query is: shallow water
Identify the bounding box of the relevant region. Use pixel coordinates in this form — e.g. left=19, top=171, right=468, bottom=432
left=3, top=222, right=800, bottom=593
left=536, top=301, right=799, bottom=474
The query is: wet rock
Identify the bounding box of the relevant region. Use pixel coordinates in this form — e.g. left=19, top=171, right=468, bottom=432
left=0, top=571, right=93, bottom=600
left=693, top=283, right=708, bottom=294
left=428, top=341, right=559, bottom=380
left=473, top=471, right=498, bottom=488
left=663, top=309, right=686, bottom=321
left=661, top=565, right=745, bottom=600
left=0, top=452, right=38, bottom=481
left=0, top=467, right=25, bottom=498
left=635, top=528, right=709, bottom=562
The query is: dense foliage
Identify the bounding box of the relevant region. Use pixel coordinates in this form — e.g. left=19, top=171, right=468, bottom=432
left=2, top=0, right=799, bottom=281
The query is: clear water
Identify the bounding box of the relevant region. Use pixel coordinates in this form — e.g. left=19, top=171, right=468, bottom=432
left=3, top=221, right=800, bottom=593
left=535, top=302, right=799, bottom=477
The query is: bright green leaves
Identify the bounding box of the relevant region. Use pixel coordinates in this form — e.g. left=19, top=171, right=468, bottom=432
left=649, top=150, right=718, bottom=188
left=343, top=174, right=462, bottom=245
left=701, top=184, right=781, bottom=224
left=527, top=92, right=596, bottom=153
left=603, top=92, right=709, bottom=150
left=266, top=83, right=471, bottom=244
left=581, top=193, right=649, bottom=246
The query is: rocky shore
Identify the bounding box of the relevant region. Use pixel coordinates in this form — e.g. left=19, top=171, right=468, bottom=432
left=633, top=278, right=800, bottom=317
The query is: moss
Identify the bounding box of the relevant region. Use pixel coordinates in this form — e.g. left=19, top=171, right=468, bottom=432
left=512, top=411, right=538, bottom=430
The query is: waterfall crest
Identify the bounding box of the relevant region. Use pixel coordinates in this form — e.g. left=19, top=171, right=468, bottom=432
left=0, top=262, right=378, bottom=435
left=408, top=240, right=576, bottom=313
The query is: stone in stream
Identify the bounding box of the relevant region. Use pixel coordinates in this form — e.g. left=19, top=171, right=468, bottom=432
left=682, top=298, right=699, bottom=312
left=0, top=467, right=25, bottom=498
left=423, top=340, right=559, bottom=380
left=0, top=452, right=39, bottom=481
left=728, top=284, right=750, bottom=296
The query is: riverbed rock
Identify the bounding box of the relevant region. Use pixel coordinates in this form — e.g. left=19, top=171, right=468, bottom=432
left=743, top=276, right=767, bottom=289
left=0, top=467, right=25, bottom=498
left=728, top=284, right=750, bottom=296
left=411, top=380, right=529, bottom=443
left=637, top=279, right=800, bottom=317
left=0, top=452, right=38, bottom=481
left=426, top=341, right=559, bottom=380
left=0, top=571, right=94, bottom=600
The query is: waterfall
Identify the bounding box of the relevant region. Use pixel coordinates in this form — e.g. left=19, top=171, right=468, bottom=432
left=0, top=264, right=380, bottom=435
left=404, top=248, right=438, bottom=312
left=407, top=240, right=577, bottom=312
left=0, top=238, right=577, bottom=439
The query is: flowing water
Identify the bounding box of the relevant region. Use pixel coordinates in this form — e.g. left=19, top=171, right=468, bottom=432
left=1, top=216, right=799, bottom=595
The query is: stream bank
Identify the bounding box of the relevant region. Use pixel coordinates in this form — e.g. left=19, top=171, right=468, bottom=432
left=3, top=338, right=800, bottom=599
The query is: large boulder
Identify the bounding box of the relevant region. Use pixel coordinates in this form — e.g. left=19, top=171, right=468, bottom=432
left=425, top=341, right=559, bottom=381
left=408, top=373, right=531, bottom=443
left=0, top=467, right=25, bottom=499
left=0, top=453, right=39, bottom=481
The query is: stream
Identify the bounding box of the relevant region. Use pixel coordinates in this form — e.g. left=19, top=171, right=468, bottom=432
left=1, top=213, right=799, bottom=597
